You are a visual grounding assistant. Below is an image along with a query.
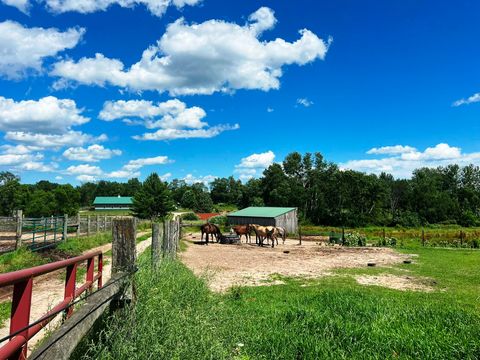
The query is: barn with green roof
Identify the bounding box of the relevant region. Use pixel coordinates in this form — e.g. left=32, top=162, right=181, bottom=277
left=227, top=207, right=298, bottom=233
left=93, top=196, right=133, bottom=211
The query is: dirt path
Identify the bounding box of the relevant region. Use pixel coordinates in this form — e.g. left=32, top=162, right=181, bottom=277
left=181, top=233, right=410, bottom=292
left=0, top=232, right=152, bottom=353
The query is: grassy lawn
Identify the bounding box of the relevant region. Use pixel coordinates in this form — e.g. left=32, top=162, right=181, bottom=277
left=56, top=232, right=112, bottom=256
left=74, top=246, right=480, bottom=359
left=0, top=247, right=47, bottom=273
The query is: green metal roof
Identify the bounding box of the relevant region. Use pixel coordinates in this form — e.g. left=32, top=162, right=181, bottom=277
left=228, top=207, right=296, bottom=218
left=93, top=196, right=133, bottom=205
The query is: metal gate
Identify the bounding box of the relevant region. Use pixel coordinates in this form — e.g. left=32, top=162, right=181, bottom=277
left=22, top=216, right=65, bottom=251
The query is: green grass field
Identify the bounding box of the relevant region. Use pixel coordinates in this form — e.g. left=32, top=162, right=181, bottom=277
left=75, top=245, right=480, bottom=359
left=299, top=225, right=480, bottom=248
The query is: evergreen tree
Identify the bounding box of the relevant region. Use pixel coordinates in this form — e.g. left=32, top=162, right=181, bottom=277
left=132, top=173, right=174, bottom=220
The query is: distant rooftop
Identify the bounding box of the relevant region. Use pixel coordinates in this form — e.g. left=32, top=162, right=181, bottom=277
left=93, top=196, right=133, bottom=205
left=228, top=207, right=296, bottom=218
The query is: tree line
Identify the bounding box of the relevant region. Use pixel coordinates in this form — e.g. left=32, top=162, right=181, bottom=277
left=1, top=151, right=479, bottom=226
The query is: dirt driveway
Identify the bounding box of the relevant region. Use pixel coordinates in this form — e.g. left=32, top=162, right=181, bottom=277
left=181, top=234, right=410, bottom=292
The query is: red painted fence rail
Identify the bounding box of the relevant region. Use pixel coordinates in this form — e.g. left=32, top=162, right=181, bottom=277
left=0, top=251, right=103, bottom=360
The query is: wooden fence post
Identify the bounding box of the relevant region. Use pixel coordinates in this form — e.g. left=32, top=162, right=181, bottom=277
left=63, top=214, right=68, bottom=241
left=178, top=217, right=182, bottom=241
left=151, top=222, right=161, bottom=269
left=422, top=229, right=425, bottom=246
left=161, top=218, right=178, bottom=259
left=298, top=226, right=302, bottom=245
left=87, top=215, right=91, bottom=236
left=96, top=215, right=99, bottom=233
left=175, top=217, right=180, bottom=249
left=15, top=210, right=23, bottom=249
left=112, top=218, right=136, bottom=274
left=76, top=213, right=81, bottom=238
left=104, top=215, right=107, bottom=232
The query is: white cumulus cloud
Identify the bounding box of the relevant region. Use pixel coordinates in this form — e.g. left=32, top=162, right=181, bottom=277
left=0, top=146, right=56, bottom=173
left=19, top=161, right=55, bottom=172
left=182, top=173, right=216, bottom=185
left=5, top=131, right=107, bottom=149
left=0, top=144, right=39, bottom=154
left=341, top=143, right=480, bottom=178
left=105, top=155, right=172, bottom=179
left=76, top=174, right=97, bottom=182
left=63, top=144, right=122, bottom=162
left=236, top=150, right=275, bottom=169
left=100, top=99, right=207, bottom=129
left=160, top=172, right=172, bottom=181
left=106, top=169, right=141, bottom=179
left=0, top=96, right=89, bottom=134
left=122, top=155, right=172, bottom=171
left=1, top=0, right=30, bottom=13
left=0, top=153, right=42, bottom=166
left=51, top=7, right=331, bottom=95
left=452, top=93, right=480, bottom=107
left=235, top=150, right=275, bottom=180
left=100, top=98, right=238, bottom=141
left=133, top=124, right=239, bottom=141
left=367, top=145, right=417, bottom=155
left=0, top=21, right=84, bottom=79
left=45, top=0, right=201, bottom=17
left=0, top=96, right=106, bottom=151
left=62, top=155, right=172, bottom=181
left=66, top=164, right=103, bottom=175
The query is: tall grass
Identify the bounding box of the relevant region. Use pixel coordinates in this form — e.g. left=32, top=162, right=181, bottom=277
left=0, top=247, right=46, bottom=273
left=75, top=247, right=480, bottom=359
left=0, top=301, right=11, bottom=327
left=75, top=256, right=229, bottom=359
left=56, top=233, right=112, bottom=255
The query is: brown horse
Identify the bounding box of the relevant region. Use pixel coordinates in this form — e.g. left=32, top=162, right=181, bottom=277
left=231, top=224, right=253, bottom=243
left=200, top=223, right=222, bottom=244
left=272, top=226, right=287, bottom=245
left=250, top=224, right=276, bottom=248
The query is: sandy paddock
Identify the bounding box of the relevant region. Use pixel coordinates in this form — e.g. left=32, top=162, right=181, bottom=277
left=181, top=234, right=411, bottom=292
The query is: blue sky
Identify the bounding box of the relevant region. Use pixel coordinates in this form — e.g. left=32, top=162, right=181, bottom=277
left=1, top=0, right=480, bottom=184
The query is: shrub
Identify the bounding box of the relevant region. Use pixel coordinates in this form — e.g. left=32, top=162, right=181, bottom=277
left=343, top=232, right=366, bottom=247
left=376, top=236, right=397, bottom=247
left=182, top=212, right=200, bottom=221
left=209, top=215, right=228, bottom=227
